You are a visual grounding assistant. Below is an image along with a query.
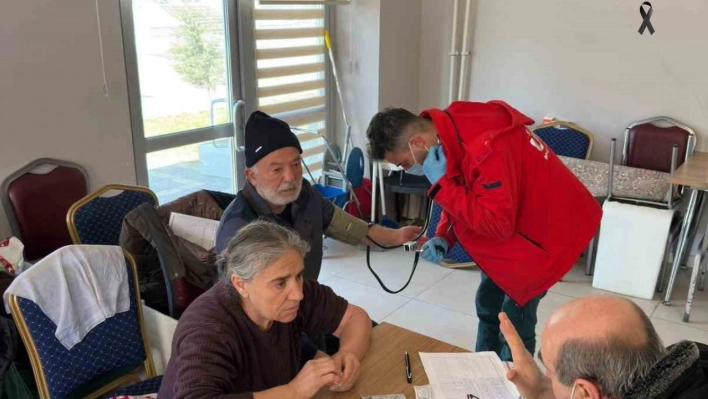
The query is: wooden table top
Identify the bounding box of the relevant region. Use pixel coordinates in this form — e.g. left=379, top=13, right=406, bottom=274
left=314, top=322, right=468, bottom=399
left=670, top=151, right=708, bottom=189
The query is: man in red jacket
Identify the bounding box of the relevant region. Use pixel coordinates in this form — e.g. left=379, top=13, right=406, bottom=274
left=366, top=101, right=602, bottom=360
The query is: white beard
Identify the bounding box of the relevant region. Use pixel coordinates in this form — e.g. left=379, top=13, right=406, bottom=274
left=255, top=180, right=303, bottom=206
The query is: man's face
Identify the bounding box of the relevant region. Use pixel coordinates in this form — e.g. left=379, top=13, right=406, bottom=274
left=539, top=336, right=575, bottom=399
left=384, top=134, right=429, bottom=170
left=540, top=334, right=604, bottom=399
left=247, top=147, right=303, bottom=206
left=234, top=249, right=305, bottom=326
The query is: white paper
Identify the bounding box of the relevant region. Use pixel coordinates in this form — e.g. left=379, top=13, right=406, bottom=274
left=414, top=385, right=432, bottom=399
left=168, top=212, right=220, bottom=250
left=420, top=352, right=520, bottom=399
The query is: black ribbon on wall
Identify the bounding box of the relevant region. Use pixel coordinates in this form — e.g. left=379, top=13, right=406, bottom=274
left=638, top=2, right=655, bottom=35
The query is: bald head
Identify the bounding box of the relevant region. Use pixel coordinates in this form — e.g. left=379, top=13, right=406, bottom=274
left=545, top=295, right=648, bottom=348
left=540, top=295, right=666, bottom=398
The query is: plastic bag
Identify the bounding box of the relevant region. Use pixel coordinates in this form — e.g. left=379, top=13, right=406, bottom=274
left=0, top=238, right=27, bottom=276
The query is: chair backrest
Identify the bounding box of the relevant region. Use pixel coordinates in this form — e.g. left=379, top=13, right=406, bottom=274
left=7, top=249, right=156, bottom=399
left=623, top=116, right=696, bottom=173
left=1, top=159, right=89, bottom=261
left=531, top=121, right=594, bottom=159
left=67, top=184, right=158, bottom=246
left=607, top=138, right=678, bottom=209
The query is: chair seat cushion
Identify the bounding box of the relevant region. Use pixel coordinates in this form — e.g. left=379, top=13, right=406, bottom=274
left=560, top=156, right=672, bottom=202
left=109, top=375, right=163, bottom=397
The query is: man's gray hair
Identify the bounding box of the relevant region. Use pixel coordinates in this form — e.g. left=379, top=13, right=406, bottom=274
left=219, top=219, right=310, bottom=289
left=555, top=303, right=666, bottom=398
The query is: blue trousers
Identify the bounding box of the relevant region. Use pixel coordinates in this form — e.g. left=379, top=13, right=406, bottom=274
left=475, top=271, right=545, bottom=361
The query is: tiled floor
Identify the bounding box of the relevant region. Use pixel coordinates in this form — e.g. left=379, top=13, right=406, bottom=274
left=319, top=238, right=708, bottom=351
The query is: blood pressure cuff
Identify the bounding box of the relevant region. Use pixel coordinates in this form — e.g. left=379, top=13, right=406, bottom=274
left=324, top=206, right=369, bottom=246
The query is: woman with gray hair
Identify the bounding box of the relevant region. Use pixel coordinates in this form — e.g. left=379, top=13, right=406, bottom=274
left=158, top=220, right=372, bottom=399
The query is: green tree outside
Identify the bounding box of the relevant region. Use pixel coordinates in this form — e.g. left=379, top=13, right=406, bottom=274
left=168, top=5, right=225, bottom=101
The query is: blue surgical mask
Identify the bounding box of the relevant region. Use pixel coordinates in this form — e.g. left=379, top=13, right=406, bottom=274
left=406, top=140, right=429, bottom=176
left=405, top=163, right=425, bottom=176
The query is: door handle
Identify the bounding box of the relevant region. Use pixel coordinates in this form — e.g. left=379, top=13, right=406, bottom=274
left=233, top=100, right=246, bottom=153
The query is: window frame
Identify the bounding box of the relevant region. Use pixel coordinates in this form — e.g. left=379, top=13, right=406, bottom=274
left=120, top=0, right=336, bottom=188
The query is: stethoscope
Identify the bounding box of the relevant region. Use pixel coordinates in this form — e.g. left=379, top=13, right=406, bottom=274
left=365, top=110, right=463, bottom=294
left=364, top=199, right=436, bottom=294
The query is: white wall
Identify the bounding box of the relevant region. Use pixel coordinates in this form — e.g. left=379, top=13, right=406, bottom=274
left=419, top=0, right=458, bottom=110
left=419, top=0, right=708, bottom=162
left=334, top=0, right=382, bottom=155
left=0, top=1, right=136, bottom=239
left=334, top=0, right=423, bottom=156
left=379, top=0, right=422, bottom=111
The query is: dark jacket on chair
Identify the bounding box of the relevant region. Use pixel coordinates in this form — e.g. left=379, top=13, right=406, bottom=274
left=119, top=190, right=234, bottom=317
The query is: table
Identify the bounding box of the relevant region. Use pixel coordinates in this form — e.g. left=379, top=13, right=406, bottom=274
left=664, top=152, right=708, bottom=312
left=314, top=323, right=468, bottom=399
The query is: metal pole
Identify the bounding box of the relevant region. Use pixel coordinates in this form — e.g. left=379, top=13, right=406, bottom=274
left=448, top=0, right=461, bottom=103
left=669, top=144, right=678, bottom=209
left=457, top=0, right=473, bottom=100
left=664, top=189, right=700, bottom=304
left=607, top=139, right=616, bottom=200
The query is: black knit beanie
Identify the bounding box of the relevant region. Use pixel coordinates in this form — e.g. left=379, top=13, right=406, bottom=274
left=245, top=111, right=303, bottom=167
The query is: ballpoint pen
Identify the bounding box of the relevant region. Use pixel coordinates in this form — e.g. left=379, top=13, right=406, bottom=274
left=404, top=351, right=412, bottom=383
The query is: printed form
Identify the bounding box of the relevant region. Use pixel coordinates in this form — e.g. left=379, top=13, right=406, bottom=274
left=419, top=352, right=520, bottom=399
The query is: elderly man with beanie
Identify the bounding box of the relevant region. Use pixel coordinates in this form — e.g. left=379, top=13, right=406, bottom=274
left=216, top=111, right=421, bottom=280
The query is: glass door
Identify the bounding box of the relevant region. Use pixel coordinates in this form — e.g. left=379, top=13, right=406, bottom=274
left=122, top=0, right=330, bottom=203
left=122, top=0, right=245, bottom=203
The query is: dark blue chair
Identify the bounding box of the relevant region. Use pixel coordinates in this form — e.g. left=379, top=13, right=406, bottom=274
left=531, top=121, right=594, bottom=159
left=67, top=184, right=158, bottom=245
left=7, top=246, right=161, bottom=399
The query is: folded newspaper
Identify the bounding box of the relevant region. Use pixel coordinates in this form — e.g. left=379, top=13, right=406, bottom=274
left=168, top=212, right=220, bottom=250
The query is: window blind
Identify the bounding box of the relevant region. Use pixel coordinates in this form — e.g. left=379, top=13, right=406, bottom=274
left=259, top=0, right=350, bottom=5
left=254, top=0, right=328, bottom=179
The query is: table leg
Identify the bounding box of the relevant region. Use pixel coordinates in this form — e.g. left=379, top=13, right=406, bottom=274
left=664, top=189, right=700, bottom=305
left=680, top=192, right=707, bottom=268
left=657, top=232, right=677, bottom=293
left=586, top=233, right=598, bottom=276
left=699, top=264, right=707, bottom=291
left=684, top=254, right=704, bottom=322
left=586, top=237, right=595, bottom=276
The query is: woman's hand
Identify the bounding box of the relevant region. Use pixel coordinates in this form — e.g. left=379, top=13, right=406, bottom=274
left=288, top=357, right=341, bottom=399
left=329, top=351, right=361, bottom=392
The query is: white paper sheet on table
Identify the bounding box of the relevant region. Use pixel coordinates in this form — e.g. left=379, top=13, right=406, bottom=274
left=414, top=385, right=432, bottom=399
left=420, top=352, right=520, bottom=399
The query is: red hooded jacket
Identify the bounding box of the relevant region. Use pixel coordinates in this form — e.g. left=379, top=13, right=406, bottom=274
left=424, top=101, right=602, bottom=306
